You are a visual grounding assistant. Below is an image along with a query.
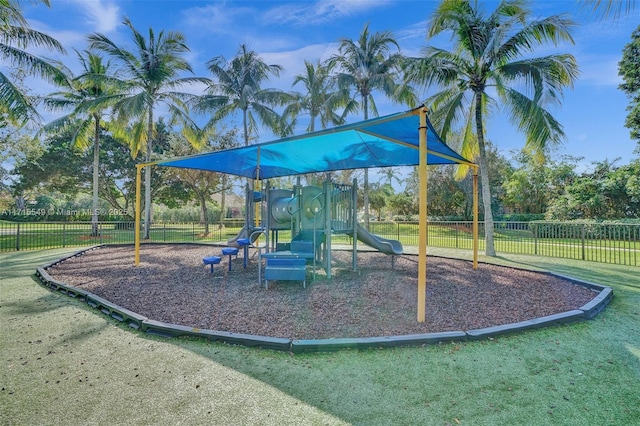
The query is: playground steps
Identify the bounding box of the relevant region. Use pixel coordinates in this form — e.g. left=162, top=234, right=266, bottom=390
left=293, top=230, right=325, bottom=245
left=264, top=257, right=307, bottom=289
left=290, top=240, right=314, bottom=259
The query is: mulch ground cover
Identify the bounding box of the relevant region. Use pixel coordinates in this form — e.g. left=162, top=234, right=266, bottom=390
left=45, top=244, right=597, bottom=340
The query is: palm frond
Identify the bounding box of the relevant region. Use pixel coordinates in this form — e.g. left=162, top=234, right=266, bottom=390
left=503, top=86, right=565, bottom=150
left=111, top=92, right=150, bottom=125
left=200, top=44, right=289, bottom=141
left=498, top=54, right=579, bottom=105
left=0, top=24, right=64, bottom=52
left=580, top=0, right=635, bottom=20
left=0, top=38, right=65, bottom=84
left=0, top=69, right=38, bottom=123
left=497, top=15, right=576, bottom=63
left=426, top=89, right=470, bottom=140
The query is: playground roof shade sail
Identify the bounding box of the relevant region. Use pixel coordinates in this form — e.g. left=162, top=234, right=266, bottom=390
left=157, top=107, right=474, bottom=179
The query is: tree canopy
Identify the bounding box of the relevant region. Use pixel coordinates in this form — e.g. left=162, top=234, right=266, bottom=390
left=619, top=24, right=640, bottom=150
left=0, top=0, right=65, bottom=125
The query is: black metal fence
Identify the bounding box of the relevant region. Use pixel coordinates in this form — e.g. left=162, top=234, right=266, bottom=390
left=0, top=222, right=229, bottom=252
left=1, top=220, right=639, bottom=267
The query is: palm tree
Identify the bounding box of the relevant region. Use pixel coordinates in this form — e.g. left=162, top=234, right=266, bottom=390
left=197, top=44, right=294, bottom=147
left=42, top=50, right=118, bottom=236
left=381, top=167, right=402, bottom=188
left=328, top=23, right=416, bottom=229
left=0, top=0, right=65, bottom=125
left=284, top=60, right=355, bottom=133
left=88, top=18, right=203, bottom=239
left=403, top=0, right=578, bottom=256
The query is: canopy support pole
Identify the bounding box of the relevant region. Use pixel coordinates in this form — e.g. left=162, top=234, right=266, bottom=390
left=255, top=148, right=261, bottom=229
left=472, top=165, right=479, bottom=269
left=134, top=164, right=143, bottom=266
left=417, top=107, right=428, bottom=323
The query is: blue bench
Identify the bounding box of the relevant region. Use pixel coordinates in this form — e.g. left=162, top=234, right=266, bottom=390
left=264, top=257, right=307, bottom=289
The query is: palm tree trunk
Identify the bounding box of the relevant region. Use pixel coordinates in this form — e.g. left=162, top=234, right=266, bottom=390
left=242, top=108, right=250, bottom=147
left=242, top=107, right=254, bottom=195
left=200, top=193, right=210, bottom=236
left=475, top=93, right=496, bottom=256
left=219, top=175, right=227, bottom=230
left=143, top=109, right=153, bottom=240
left=91, top=115, right=100, bottom=237
left=309, top=113, right=316, bottom=133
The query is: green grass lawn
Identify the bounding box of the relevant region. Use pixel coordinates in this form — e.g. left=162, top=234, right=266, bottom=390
left=1, top=248, right=639, bottom=425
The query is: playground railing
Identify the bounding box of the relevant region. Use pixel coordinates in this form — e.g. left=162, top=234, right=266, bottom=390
left=1, top=220, right=638, bottom=267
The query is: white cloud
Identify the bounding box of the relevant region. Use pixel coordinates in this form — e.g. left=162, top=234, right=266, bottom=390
left=263, top=0, right=393, bottom=26
left=395, top=19, right=427, bottom=42
left=181, top=3, right=256, bottom=35
left=68, top=0, right=120, bottom=33
left=25, top=21, right=86, bottom=59
left=260, top=43, right=339, bottom=91
left=576, top=54, right=623, bottom=87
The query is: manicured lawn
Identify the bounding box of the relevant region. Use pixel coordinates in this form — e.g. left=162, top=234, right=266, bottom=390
left=1, top=247, right=639, bottom=425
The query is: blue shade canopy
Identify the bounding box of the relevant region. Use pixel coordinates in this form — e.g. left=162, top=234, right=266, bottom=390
left=158, top=107, right=473, bottom=179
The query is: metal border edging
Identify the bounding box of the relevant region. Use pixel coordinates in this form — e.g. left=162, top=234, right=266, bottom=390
left=35, top=245, right=614, bottom=353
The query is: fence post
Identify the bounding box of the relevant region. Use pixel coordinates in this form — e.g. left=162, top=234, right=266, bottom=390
left=455, top=223, right=459, bottom=248
left=62, top=223, right=66, bottom=248
left=163, top=223, right=166, bottom=242
left=426, top=221, right=429, bottom=246
left=581, top=223, right=586, bottom=261
left=533, top=223, right=537, bottom=255
left=630, top=225, right=640, bottom=265
left=15, top=223, right=20, bottom=251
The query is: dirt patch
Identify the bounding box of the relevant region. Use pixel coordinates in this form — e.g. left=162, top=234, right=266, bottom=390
left=45, top=244, right=597, bottom=340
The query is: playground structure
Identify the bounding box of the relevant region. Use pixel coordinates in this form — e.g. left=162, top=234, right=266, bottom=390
left=229, top=178, right=403, bottom=280
left=140, top=107, right=481, bottom=322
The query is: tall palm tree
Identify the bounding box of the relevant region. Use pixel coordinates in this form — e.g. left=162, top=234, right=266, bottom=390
left=328, top=23, right=416, bottom=229
left=0, top=0, right=65, bottom=125
left=42, top=50, right=118, bottom=236
left=197, top=44, right=294, bottom=147
left=403, top=0, right=578, bottom=256
left=88, top=18, right=203, bottom=239
left=284, top=60, right=356, bottom=133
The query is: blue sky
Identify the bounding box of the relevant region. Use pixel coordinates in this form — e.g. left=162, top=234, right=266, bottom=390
left=21, top=0, right=640, bottom=176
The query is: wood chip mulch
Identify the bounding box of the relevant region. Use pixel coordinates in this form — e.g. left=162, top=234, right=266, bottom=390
left=45, top=244, right=597, bottom=340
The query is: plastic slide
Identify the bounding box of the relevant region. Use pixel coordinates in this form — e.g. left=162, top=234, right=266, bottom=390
left=227, top=225, right=262, bottom=247
left=348, top=223, right=404, bottom=255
